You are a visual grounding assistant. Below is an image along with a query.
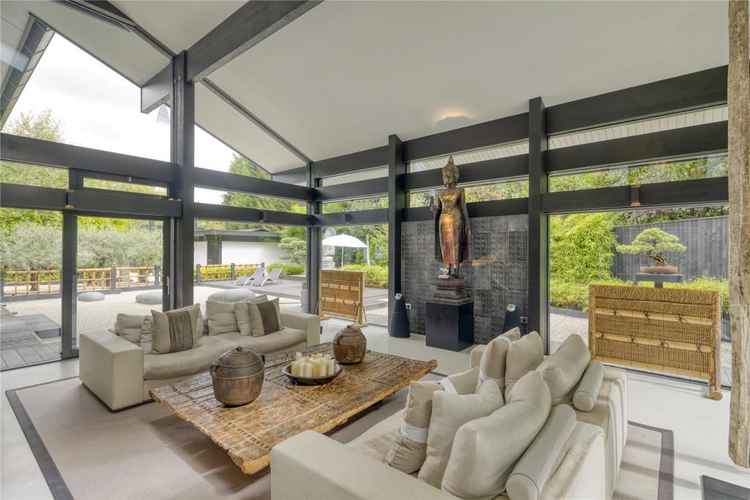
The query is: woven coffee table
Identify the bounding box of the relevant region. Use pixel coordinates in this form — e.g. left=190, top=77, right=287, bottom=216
left=150, top=343, right=437, bottom=474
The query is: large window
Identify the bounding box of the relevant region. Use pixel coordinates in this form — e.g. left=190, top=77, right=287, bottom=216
left=321, top=196, right=387, bottom=214
left=0, top=208, right=63, bottom=370
left=75, top=217, right=163, bottom=346
left=2, top=34, right=170, bottom=161
left=195, top=187, right=306, bottom=213
left=193, top=219, right=307, bottom=312
left=548, top=207, right=731, bottom=387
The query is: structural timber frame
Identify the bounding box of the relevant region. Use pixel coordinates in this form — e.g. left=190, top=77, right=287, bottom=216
left=0, top=0, right=731, bottom=356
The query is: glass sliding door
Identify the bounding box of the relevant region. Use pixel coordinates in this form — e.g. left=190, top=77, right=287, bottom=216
left=75, top=217, right=163, bottom=347
left=0, top=208, right=63, bottom=370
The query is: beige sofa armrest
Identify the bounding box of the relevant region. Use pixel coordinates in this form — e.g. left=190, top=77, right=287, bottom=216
left=79, top=331, right=144, bottom=411
left=281, top=311, right=320, bottom=346
left=272, top=431, right=458, bottom=500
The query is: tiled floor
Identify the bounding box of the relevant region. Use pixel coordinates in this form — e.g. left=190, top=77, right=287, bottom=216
left=2, top=323, right=748, bottom=500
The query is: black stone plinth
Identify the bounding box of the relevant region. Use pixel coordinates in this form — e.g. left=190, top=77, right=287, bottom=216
left=425, top=300, right=474, bottom=351
left=635, top=273, right=684, bottom=288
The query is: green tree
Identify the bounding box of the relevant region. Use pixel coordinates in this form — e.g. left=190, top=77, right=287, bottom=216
left=616, top=227, right=687, bottom=267
left=550, top=213, right=618, bottom=283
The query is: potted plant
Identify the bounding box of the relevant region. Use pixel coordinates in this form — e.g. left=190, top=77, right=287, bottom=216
left=616, top=228, right=687, bottom=274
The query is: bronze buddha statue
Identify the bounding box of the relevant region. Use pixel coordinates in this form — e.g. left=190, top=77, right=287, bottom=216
left=431, top=156, right=472, bottom=278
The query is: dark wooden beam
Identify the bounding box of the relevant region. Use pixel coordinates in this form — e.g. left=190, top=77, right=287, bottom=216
left=311, top=146, right=388, bottom=178
left=193, top=167, right=314, bottom=201
left=547, top=121, right=728, bottom=173
left=172, top=53, right=195, bottom=307
left=387, top=135, right=406, bottom=324
left=273, top=166, right=308, bottom=185
left=315, top=209, right=388, bottom=226
left=527, top=97, right=549, bottom=352
left=405, top=154, right=528, bottom=191
left=0, top=184, right=67, bottom=211
left=403, top=113, right=528, bottom=161
left=315, top=178, right=388, bottom=201
left=0, top=133, right=175, bottom=183
left=186, top=1, right=320, bottom=81
left=140, top=65, right=172, bottom=113
left=67, top=189, right=181, bottom=218
left=547, top=66, right=728, bottom=134
left=541, top=177, right=729, bottom=213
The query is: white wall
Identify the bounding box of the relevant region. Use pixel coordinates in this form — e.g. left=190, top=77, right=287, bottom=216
left=194, top=241, right=208, bottom=266
left=221, top=241, right=285, bottom=266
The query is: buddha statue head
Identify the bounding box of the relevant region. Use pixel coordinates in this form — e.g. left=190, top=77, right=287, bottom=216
left=441, top=156, right=460, bottom=187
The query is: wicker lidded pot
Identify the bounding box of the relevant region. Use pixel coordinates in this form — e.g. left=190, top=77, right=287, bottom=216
left=333, top=324, right=366, bottom=364
left=210, top=347, right=264, bottom=406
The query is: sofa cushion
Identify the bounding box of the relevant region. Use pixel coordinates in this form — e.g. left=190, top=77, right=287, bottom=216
left=441, top=367, right=480, bottom=395
left=249, top=298, right=282, bottom=336
left=505, top=405, right=576, bottom=500
left=217, top=327, right=306, bottom=354
left=385, top=381, right=441, bottom=473
left=505, top=331, right=544, bottom=400
left=573, top=361, right=604, bottom=412
left=144, top=335, right=230, bottom=380
left=418, top=380, right=502, bottom=488
left=475, top=335, right=512, bottom=393
left=538, top=335, right=591, bottom=405
left=206, top=288, right=256, bottom=303
left=206, top=301, right=238, bottom=336
left=151, top=305, right=201, bottom=354
left=234, top=295, right=268, bottom=335
left=114, top=313, right=151, bottom=346
left=441, top=371, right=552, bottom=499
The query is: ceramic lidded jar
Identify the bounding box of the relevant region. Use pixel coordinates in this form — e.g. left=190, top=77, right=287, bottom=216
left=333, top=324, right=366, bottom=364
left=210, top=347, right=264, bottom=406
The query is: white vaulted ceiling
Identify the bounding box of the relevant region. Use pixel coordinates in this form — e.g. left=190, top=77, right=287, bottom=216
left=2, top=1, right=731, bottom=173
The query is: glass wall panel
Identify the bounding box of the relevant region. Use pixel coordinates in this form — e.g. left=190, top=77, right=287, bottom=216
left=0, top=208, right=62, bottom=370
left=548, top=206, right=731, bottom=387
left=408, top=141, right=529, bottom=174
left=409, top=179, right=528, bottom=207
left=83, top=177, right=168, bottom=196
left=549, top=155, right=727, bottom=193
left=2, top=34, right=170, bottom=161
left=195, top=187, right=306, bottom=213
left=75, top=217, right=163, bottom=346
left=319, top=166, right=387, bottom=187
left=321, top=224, right=388, bottom=327
left=193, top=219, right=307, bottom=313
left=0, top=161, right=68, bottom=189
left=321, top=196, right=387, bottom=214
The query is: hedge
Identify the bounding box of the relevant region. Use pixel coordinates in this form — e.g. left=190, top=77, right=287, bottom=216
left=268, top=263, right=305, bottom=276
left=341, top=264, right=388, bottom=288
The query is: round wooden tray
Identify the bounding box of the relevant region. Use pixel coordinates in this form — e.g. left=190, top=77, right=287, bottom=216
left=282, top=364, right=342, bottom=385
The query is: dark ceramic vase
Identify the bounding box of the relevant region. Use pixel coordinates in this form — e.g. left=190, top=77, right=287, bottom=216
left=333, top=324, right=366, bottom=364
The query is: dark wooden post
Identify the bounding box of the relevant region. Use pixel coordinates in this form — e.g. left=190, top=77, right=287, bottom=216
left=527, top=97, right=550, bottom=351
left=306, top=163, right=321, bottom=314
left=171, top=51, right=195, bottom=307
left=387, top=134, right=405, bottom=330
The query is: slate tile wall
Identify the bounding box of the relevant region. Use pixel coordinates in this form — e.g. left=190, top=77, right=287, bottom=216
left=401, top=215, right=528, bottom=344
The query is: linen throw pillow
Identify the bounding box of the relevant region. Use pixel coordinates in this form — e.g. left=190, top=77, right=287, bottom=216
left=246, top=298, right=282, bottom=336
left=504, top=331, right=544, bottom=401
left=114, top=313, right=151, bottom=346
left=234, top=295, right=268, bottom=336
left=206, top=300, right=238, bottom=335
left=441, top=371, right=552, bottom=499
left=151, top=304, right=201, bottom=354
left=538, top=334, right=591, bottom=405
left=475, top=335, right=512, bottom=393
left=418, top=380, right=503, bottom=488
left=385, top=368, right=481, bottom=474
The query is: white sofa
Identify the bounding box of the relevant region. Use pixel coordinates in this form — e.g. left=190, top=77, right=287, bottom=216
left=80, top=307, right=320, bottom=411
left=272, top=342, right=627, bottom=500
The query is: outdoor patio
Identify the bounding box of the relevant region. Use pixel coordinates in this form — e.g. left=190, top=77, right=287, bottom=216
left=0, top=279, right=390, bottom=370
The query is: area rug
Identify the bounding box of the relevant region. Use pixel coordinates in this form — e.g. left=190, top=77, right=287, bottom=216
left=8, top=376, right=674, bottom=500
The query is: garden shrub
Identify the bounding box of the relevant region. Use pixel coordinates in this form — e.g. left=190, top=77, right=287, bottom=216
left=550, top=213, right=618, bottom=283
left=342, top=264, right=388, bottom=288
left=268, top=263, right=305, bottom=276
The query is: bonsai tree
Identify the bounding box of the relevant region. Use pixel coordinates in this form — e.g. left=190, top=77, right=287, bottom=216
left=616, top=228, right=686, bottom=268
